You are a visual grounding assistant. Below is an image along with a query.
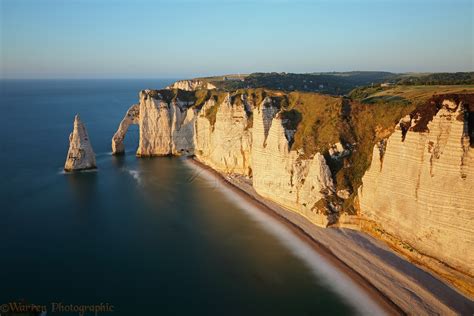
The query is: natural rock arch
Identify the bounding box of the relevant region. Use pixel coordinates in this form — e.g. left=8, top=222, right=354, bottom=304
left=111, top=104, right=140, bottom=155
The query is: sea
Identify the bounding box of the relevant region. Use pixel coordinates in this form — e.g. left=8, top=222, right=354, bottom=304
left=0, top=79, right=362, bottom=315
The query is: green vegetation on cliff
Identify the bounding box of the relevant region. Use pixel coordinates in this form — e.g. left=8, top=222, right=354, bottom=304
left=200, top=71, right=397, bottom=95
left=397, top=72, right=474, bottom=85
left=190, top=71, right=474, bottom=96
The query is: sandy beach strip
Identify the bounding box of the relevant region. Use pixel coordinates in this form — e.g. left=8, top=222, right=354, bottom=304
left=186, top=157, right=474, bottom=315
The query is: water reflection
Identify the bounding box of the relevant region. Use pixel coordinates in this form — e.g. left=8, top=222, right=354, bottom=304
left=136, top=157, right=181, bottom=197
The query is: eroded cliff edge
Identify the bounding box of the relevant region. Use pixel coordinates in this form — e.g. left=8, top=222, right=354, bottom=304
left=112, top=87, right=474, bottom=296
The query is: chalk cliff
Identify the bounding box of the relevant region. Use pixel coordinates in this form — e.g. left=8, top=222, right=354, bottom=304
left=64, top=115, right=96, bottom=171
left=131, top=90, right=196, bottom=156
left=112, top=88, right=474, bottom=295
left=167, top=79, right=216, bottom=91
left=252, top=97, right=336, bottom=226
left=358, top=95, right=474, bottom=293
left=194, top=94, right=252, bottom=175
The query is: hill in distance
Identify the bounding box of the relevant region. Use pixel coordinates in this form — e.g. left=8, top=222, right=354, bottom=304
left=194, top=71, right=474, bottom=95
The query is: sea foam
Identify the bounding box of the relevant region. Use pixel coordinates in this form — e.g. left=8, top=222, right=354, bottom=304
left=125, top=169, right=142, bottom=185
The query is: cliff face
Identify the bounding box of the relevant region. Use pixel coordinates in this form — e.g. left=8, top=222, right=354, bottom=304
left=358, top=96, right=474, bottom=290
left=194, top=95, right=252, bottom=176
left=167, top=79, right=217, bottom=91
left=252, top=98, right=336, bottom=226
left=133, top=90, right=196, bottom=156
left=65, top=115, right=96, bottom=171
left=112, top=88, right=474, bottom=295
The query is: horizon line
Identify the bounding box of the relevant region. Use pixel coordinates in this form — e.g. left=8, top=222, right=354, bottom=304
left=1, top=70, right=474, bottom=81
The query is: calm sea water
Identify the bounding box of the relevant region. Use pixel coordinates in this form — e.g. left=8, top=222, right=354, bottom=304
left=0, top=80, right=356, bottom=315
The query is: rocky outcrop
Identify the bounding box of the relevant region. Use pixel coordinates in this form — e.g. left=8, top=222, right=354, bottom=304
left=112, top=93, right=196, bottom=156
left=358, top=96, right=474, bottom=292
left=112, top=103, right=139, bottom=154
left=64, top=115, right=96, bottom=171
left=167, top=79, right=216, bottom=91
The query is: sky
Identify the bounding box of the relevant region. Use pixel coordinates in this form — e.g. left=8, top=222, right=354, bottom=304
left=0, top=0, right=473, bottom=79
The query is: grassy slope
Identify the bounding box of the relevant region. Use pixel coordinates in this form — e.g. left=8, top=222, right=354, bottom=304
left=364, top=84, right=474, bottom=101
left=196, top=72, right=398, bottom=95
left=396, top=72, right=474, bottom=85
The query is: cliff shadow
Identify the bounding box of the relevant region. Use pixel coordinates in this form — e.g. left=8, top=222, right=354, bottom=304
left=280, top=109, right=302, bottom=148
left=461, top=95, right=474, bottom=147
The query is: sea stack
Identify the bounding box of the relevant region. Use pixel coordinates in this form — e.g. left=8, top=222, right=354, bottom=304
left=64, top=114, right=97, bottom=171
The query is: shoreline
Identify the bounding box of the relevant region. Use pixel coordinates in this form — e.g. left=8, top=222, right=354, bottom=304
left=187, top=158, right=401, bottom=315
left=186, top=157, right=474, bottom=315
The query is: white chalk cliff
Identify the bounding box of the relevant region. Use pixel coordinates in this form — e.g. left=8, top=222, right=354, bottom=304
left=112, top=89, right=474, bottom=295
left=64, top=115, right=96, bottom=171
left=252, top=97, right=336, bottom=226
left=112, top=90, right=197, bottom=156
left=194, top=94, right=252, bottom=175
left=358, top=99, right=474, bottom=289
left=167, top=79, right=216, bottom=91
left=137, top=90, right=195, bottom=156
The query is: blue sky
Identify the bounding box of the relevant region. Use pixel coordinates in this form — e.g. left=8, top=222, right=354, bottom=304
left=1, top=0, right=472, bottom=78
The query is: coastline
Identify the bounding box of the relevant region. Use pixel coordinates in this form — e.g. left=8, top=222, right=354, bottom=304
left=186, top=157, right=474, bottom=315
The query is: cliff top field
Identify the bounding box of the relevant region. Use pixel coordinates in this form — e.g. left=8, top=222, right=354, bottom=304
left=351, top=84, right=474, bottom=103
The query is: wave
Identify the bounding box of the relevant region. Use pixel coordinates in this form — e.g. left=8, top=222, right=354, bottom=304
left=125, top=169, right=142, bottom=185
